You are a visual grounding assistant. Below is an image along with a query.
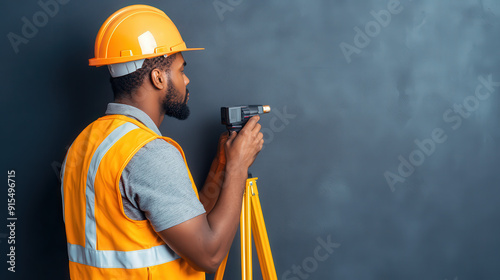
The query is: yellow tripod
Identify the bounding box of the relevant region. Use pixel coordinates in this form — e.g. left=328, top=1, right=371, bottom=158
left=214, top=177, right=277, bottom=280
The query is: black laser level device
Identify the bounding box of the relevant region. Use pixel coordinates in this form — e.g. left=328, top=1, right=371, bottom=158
left=221, top=105, right=271, bottom=132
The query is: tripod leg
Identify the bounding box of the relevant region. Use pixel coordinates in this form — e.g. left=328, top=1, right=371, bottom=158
left=214, top=179, right=253, bottom=280
left=241, top=179, right=253, bottom=280
left=249, top=179, right=278, bottom=280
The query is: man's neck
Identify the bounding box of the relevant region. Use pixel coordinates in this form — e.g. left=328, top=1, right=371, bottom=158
left=115, top=98, right=164, bottom=128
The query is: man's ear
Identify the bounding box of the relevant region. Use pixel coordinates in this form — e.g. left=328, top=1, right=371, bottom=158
left=150, top=68, right=166, bottom=90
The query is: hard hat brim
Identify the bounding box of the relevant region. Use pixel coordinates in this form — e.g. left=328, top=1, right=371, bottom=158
left=89, top=47, right=204, bottom=67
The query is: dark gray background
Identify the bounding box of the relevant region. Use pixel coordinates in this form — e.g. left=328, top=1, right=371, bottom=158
left=1, top=0, right=499, bottom=279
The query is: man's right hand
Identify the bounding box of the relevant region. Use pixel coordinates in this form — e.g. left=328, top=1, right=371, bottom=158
left=224, top=115, right=264, bottom=173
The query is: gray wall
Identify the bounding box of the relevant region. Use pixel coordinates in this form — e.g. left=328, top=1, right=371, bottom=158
left=2, top=0, right=500, bottom=279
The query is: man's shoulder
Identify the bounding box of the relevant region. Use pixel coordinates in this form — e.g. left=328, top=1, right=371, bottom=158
left=142, top=138, right=180, bottom=152
left=128, top=138, right=184, bottom=168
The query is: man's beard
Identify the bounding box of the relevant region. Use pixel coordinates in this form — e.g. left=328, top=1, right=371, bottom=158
left=163, top=82, right=190, bottom=120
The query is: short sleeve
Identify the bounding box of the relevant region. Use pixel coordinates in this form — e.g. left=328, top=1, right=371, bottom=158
left=120, top=139, right=206, bottom=232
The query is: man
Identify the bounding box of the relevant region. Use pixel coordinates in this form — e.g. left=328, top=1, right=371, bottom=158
left=61, top=5, right=263, bottom=279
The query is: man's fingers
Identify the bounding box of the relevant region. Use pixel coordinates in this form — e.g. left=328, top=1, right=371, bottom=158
left=256, top=132, right=264, bottom=142
left=241, top=115, right=260, bottom=132
left=226, top=131, right=237, bottom=146
left=251, top=123, right=262, bottom=135
left=258, top=135, right=264, bottom=150
left=220, top=131, right=230, bottom=142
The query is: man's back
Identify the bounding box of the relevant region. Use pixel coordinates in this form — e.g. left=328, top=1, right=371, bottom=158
left=61, top=114, right=205, bottom=279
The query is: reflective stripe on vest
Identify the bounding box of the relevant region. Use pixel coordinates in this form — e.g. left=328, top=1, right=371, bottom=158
left=84, top=122, right=138, bottom=250
left=67, top=243, right=178, bottom=269
left=64, top=121, right=180, bottom=269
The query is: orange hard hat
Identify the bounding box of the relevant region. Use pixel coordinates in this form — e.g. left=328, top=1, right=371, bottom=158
left=89, top=5, right=203, bottom=77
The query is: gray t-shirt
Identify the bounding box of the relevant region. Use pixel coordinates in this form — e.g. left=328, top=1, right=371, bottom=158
left=105, top=103, right=206, bottom=232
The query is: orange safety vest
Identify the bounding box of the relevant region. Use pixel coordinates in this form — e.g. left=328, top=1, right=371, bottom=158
left=61, top=114, right=205, bottom=280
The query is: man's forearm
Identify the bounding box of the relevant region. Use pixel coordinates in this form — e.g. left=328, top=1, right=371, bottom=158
left=199, top=155, right=226, bottom=213
left=156, top=165, right=249, bottom=273
left=204, top=165, right=248, bottom=265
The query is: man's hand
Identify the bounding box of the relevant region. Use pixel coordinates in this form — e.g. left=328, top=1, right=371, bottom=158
left=199, top=118, right=263, bottom=215
left=224, top=115, right=264, bottom=173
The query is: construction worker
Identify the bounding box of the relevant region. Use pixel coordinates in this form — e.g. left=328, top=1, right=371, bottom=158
left=61, top=5, right=264, bottom=279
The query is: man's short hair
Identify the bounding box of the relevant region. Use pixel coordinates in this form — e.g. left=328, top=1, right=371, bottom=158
left=110, top=53, right=177, bottom=100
